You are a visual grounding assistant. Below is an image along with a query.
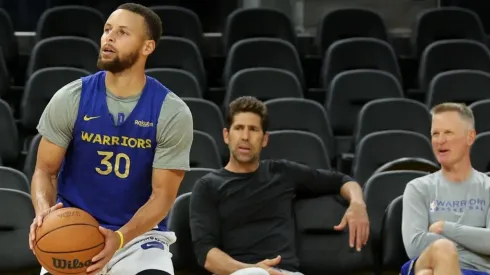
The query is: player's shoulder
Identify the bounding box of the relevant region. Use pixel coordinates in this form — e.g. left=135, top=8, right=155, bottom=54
left=158, top=92, right=192, bottom=121
left=406, top=171, right=440, bottom=192
left=51, top=79, right=82, bottom=105
left=471, top=169, right=490, bottom=188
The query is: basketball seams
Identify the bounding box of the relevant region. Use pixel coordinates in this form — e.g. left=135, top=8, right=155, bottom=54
left=36, top=242, right=105, bottom=254
left=36, top=222, right=99, bottom=244
left=36, top=250, right=89, bottom=275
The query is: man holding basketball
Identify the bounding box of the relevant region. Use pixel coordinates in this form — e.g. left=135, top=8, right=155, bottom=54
left=29, top=3, right=193, bottom=275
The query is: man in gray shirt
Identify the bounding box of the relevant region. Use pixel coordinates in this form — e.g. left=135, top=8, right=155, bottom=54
left=401, top=103, right=490, bottom=275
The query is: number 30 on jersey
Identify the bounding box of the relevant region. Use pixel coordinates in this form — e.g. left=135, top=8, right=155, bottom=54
left=95, top=151, right=130, bottom=179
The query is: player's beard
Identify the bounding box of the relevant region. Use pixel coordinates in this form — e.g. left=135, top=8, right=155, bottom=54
left=97, top=50, right=139, bottom=74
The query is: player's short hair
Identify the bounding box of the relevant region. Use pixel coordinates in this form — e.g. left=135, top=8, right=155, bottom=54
left=117, top=3, right=162, bottom=44
left=226, top=96, right=269, bottom=132
left=431, top=102, right=475, bottom=129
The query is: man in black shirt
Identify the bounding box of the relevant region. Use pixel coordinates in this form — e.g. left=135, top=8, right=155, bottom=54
left=190, top=96, right=370, bottom=275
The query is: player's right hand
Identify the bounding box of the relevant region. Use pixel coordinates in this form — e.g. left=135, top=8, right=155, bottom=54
left=256, top=256, right=285, bottom=275
left=29, top=202, right=63, bottom=253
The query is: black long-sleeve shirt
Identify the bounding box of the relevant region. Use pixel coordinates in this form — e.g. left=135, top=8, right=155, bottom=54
left=189, top=159, right=355, bottom=271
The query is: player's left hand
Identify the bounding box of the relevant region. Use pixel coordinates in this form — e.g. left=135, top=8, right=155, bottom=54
left=86, top=226, right=121, bottom=275
left=429, top=220, right=445, bottom=234
left=334, top=201, right=370, bottom=252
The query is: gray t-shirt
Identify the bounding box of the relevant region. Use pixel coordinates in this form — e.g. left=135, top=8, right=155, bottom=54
left=37, top=78, right=193, bottom=170
left=402, top=169, right=490, bottom=272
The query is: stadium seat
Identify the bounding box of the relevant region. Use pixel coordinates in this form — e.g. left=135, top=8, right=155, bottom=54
left=167, top=192, right=203, bottom=273
left=179, top=168, right=213, bottom=196
left=418, top=40, right=490, bottom=91
left=23, top=134, right=41, bottom=182
left=354, top=98, right=431, bottom=146
left=0, top=50, right=10, bottom=98
left=150, top=6, right=204, bottom=52
left=191, top=130, right=222, bottom=169
left=26, top=37, right=99, bottom=77
left=183, top=98, right=227, bottom=158
left=321, top=37, right=402, bottom=88
left=412, top=7, right=485, bottom=57
left=21, top=67, right=90, bottom=132
left=326, top=70, right=403, bottom=136
left=262, top=130, right=330, bottom=169
left=224, top=68, right=303, bottom=107
left=316, top=8, right=388, bottom=56
left=223, top=38, right=304, bottom=87
left=0, top=188, right=38, bottom=272
left=0, top=167, right=30, bottom=193
left=0, top=9, right=18, bottom=69
left=147, top=37, right=206, bottom=92
left=364, top=170, right=427, bottom=257
left=223, top=8, right=297, bottom=53
left=471, top=132, right=490, bottom=173
left=380, top=195, right=409, bottom=272
left=427, top=70, right=490, bottom=107
left=470, top=99, right=490, bottom=133
left=35, top=6, right=105, bottom=44
left=374, top=157, right=440, bottom=174
left=146, top=68, right=202, bottom=98
left=353, top=130, right=435, bottom=185
left=265, top=98, right=335, bottom=162
left=0, top=99, right=19, bottom=165
left=295, top=195, right=374, bottom=274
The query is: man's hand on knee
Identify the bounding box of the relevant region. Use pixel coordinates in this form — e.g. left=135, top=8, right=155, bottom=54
left=255, top=256, right=285, bottom=275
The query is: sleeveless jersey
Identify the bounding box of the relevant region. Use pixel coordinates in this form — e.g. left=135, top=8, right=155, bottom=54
left=57, top=71, right=169, bottom=231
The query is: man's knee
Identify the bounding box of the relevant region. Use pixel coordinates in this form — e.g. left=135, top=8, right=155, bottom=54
left=428, top=239, right=458, bottom=256
left=136, top=270, right=171, bottom=275
left=231, top=267, right=269, bottom=275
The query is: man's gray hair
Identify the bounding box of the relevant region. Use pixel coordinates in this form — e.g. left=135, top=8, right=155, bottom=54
left=430, top=102, right=475, bottom=129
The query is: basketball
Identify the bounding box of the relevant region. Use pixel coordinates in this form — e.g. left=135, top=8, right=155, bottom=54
left=34, top=207, right=105, bottom=275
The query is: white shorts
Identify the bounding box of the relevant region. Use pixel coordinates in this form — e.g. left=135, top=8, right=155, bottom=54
left=40, top=230, right=176, bottom=275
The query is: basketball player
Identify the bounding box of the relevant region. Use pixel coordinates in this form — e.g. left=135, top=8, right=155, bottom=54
left=190, top=96, right=369, bottom=275
left=401, top=103, right=490, bottom=275
left=28, top=3, right=193, bottom=275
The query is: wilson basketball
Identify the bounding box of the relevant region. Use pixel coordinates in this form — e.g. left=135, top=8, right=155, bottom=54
left=34, top=207, right=105, bottom=275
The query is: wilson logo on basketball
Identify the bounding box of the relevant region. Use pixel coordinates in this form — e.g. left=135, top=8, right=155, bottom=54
left=52, top=258, right=91, bottom=269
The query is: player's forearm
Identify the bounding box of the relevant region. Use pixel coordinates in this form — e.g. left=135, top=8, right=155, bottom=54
left=31, top=169, right=58, bottom=214
left=340, top=181, right=365, bottom=206
left=204, top=248, right=253, bottom=275
left=118, top=192, right=175, bottom=245
left=442, top=222, right=490, bottom=255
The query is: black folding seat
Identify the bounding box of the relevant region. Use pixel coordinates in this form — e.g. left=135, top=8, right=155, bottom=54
left=295, top=194, right=374, bottom=274
left=321, top=38, right=402, bottom=88
left=265, top=98, right=335, bottom=162
left=183, top=98, right=227, bottom=158
left=412, top=7, right=485, bottom=57
left=374, top=157, right=440, bottom=175
left=326, top=70, right=403, bottom=136
left=150, top=6, right=204, bottom=52
left=0, top=167, right=30, bottom=193
left=23, top=134, right=42, bottom=182
left=35, top=6, right=105, bottom=44
left=354, top=98, right=431, bottom=146
left=0, top=50, right=10, bottom=98
left=146, top=68, right=202, bottom=98
left=26, top=37, right=99, bottom=77
left=364, top=171, right=427, bottom=260
left=418, top=40, right=490, bottom=91
left=223, top=38, right=304, bottom=88
left=427, top=70, right=490, bottom=107
left=0, top=9, right=18, bottom=70
left=353, top=130, right=435, bottom=185
left=261, top=130, right=330, bottom=169
left=224, top=68, right=303, bottom=107
left=191, top=130, right=222, bottom=169
left=0, top=188, right=38, bottom=272
left=471, top=132, right=490, bottom=173
left=179, top=168, right=213, bottom=196
left=316, top=8, right=388, bottom=56
left=147, top=37, right=206, bottom=92
left=470, top=99, right=490, bottom=133
left=0, top=99, right=19, bottom=165
left=380, top=196, right=409, bottom=272
left=223, top=8, right=297, bottom=53
left=21, top=67, right=90, bottom=132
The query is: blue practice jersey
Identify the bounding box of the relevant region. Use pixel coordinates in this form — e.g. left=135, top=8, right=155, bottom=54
left=57, top=71, right=169, bottom=231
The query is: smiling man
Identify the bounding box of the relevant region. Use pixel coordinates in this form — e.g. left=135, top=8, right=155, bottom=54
left=401, top=103, right=490, bottom=275
left=29, top=3, right=193, bottom=275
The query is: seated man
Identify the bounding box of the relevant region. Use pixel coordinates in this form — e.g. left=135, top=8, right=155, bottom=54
left=401, top=103, right=490, bottom=275
left=189, top=96, right=370, bottom=275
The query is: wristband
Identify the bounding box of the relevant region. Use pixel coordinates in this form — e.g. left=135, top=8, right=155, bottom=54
left=115, top=230, right=124, bottom=249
